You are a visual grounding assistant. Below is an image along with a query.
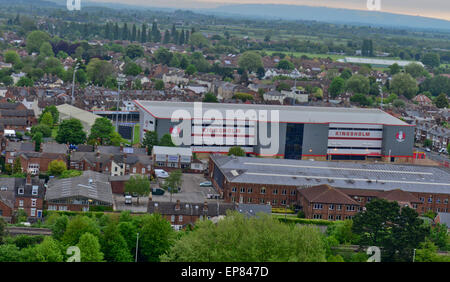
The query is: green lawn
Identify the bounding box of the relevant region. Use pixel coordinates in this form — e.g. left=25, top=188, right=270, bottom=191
left=133, top=124, right=140, bottom=145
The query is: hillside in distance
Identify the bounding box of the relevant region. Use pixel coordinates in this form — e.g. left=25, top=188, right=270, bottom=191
left=200, top=4, right=450, bottom=31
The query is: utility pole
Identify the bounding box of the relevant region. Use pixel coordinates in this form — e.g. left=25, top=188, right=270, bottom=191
left=116, top=74, right=126, bottom=132
left=135, top=232, right=139, bottom=262
left=71, top=62, right=80, bottom=105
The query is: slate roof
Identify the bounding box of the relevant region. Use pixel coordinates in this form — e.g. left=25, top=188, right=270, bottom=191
left=147, top=200, right=235, bottom=217
left=42, top=143, right=68, bottom=154
left=236, top=203, right=272, bottom=217
left=436, top=212, right=450, bottom=227
left=0, top=178, right=17, bottom=209
left=5, top=142, right=34, bottom=152
left=46, top=170, right=113, bottom=204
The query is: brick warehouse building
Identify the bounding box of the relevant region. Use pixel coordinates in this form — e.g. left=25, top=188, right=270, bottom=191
left=135, top=101, right=414, bottom=162
left=209, top=155, right=450, bottom=219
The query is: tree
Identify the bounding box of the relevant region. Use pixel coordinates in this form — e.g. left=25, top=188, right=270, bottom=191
left=86, top=58, right=114, bottom=86
left=124, top=62, right=142, bottom=76
left=424, top=139, right=432, bottom=148
left=77, top=233, right=104, bottom=262
left=154, top=80, right=165, bottom=90
left=12, top=157, right=22, bottom=174
left=139, top=214, right=175, bottom=262
left=345, top=74, right=370, bottom=94
left=51, top=215, right=69, bottom=241
left=405, top=63, right=427, bottom=78
left=228, top=146, right=246, bottom=157
left=0, top=218, right=6, bottom=243
left=277, top=60, right=294, bottom=70
left=22, top=237, right=63, bottom=262
left=125, top=175, right=150, bottom=205
left=89, top=118, right=115, bottom=145
left=185, top=64, right=197, bottom=75
left=393, top=99, right=406, bottom=108
left=388, top=63, right=401, bottom=75
left=48, top=160, right=67, bottom=176
left=390, top=73, right=418, bottom=99
left=415, top=239, right=450, bottom=262
left=4, top=50, right=21, bottom=65
left=16, top=77, right=34, bottom=87
left=238, top=51, right=263, bottom=72
left=62, top=216, right=100, bottom=246
left=39, top=42, right=54, bottom=57
left=125, top=44, right=144, bottom=59
left=435, top=93, right=449, bottom=108
left=421, top=53, right=440, bottom=68
left=32, top=132, right=43, bottom=152
left=56, top=119, right=86, bottom=145
left=40, top=111, right=53, bottom=127
left=100, top=222, right=133, bottom=262
left=352, top=199, right=429, bottom=262
left=31, top=124, right=51, bottom=138
left=0, top=244, right=21, bottom=262
left=162, top=212, right=326, bottom=262
left=26, top=30, right=51, bottom=54
left=162, top=170, right=183, bottom=202
left=203, top=92, right=218, bottom=103
left=142, top=131, right=158, bottom=154
left=328, top=77, right=345, bottom=98
left=427, top=223, right=449, bottom=251
left=159, top=134, right=175, bottom=147
left=189, top=32, right=209, bottom=49
left=340, top=69, right=353, bottom=80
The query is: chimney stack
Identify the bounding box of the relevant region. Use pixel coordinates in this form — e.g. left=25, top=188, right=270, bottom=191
left=26, top=173, right=31, bottom=185
left=203, top=201, right=208, bottom=212
left=175, top=199, right=180, bottom=211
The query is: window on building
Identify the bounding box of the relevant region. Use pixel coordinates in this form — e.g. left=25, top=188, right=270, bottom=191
left=273, top=189, right=278, bottom=195
left=260, top=187, right=266, bottom=194
left=313, top=214, right=322, bottom=219
left=290, top=190, right=296, bottom=195
left=420, top=197, right=424, bottom=202
left=445, top=199, right=449, bottom=204
left=329, top=204, right=334, bottom=210
left=32, top=186, right=38, bottom=196
left=30, top=208, right=36, bottom=217
left=240, top=188, right=245, bottom=193
left=428, top=197, right=433, bottom=203
left=171, top=215, right=175, bottom=222
left=260, top=198, right=265, bottom=204
left=281, top=189, right=287, bottom=195
left=328, top=215, right=334, bottom=220
left=133, top=167, right=137, bottom=173
left=436, top=198, right=441, bottom=204
left=18, top=188, right=24, bottom=195
left=179, top=215, right=183, bottom=222
left=247, top=198, right=252, bottom=203
left=272, top=199, right=277, bottom=205
left=336, top=205, right=342, bottom=211
left=335, top=215, right=342, bottom=220
left=281, top=200, right=287, bottom=205
left=313, top=203, right=323, bottom=210
left=232, top=187, right=237, bottom=192
left=19, top=200, right=23, bottom=207
left=247, top=188, right=253, bottom=193
left=31, top=199, right=37, bottom=207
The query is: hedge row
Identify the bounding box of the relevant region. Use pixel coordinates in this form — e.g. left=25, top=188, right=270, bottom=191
left=275, top=216, right=338, bottom=226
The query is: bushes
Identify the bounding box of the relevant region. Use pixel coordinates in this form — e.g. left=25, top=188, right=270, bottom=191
left=59, top=170, right=83, bottom=179
left=272, top=207, right=295, bottom=214
left=275, top=216, right=338, bottom=226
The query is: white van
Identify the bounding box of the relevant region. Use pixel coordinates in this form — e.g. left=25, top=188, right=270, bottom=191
left=125, top=195, right=132, bottom=205
left=155, top=169, right=169, bottom=178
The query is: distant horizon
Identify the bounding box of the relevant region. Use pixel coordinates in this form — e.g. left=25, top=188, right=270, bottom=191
left=82, top=0, right=450, bottom=21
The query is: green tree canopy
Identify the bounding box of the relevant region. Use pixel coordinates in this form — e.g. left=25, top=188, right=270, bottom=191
left=26, top=30, right=51, bottom=54
left=86, top=58, right=114, bottom=86
left=142, top=131, right=158, bottom=154
left=345, top=74, right=370, bottom=94
left=238, top=51, right=263, bottom=72
left=159, top=133, right=175, bottom=147
left=390, top=73, right=418, bottom=99
left=62, top=216, right=100, bottom=246
left=77, top=233, right=104, bottom=262
left=56, top=118, right=87, bottom=145
left=352, top=198, right=429, bottom=262
left=100, top=222, right=133, bottom=262
left=89, top=117, right=115, bottom=145
left=328, top=77, right=345, bottom=98
left=162, top=212, right=326, bottom=262
left=139, top=214, right=175, bottom=262
left=125, top=175, right=150, bottom=204
left=435, top=93, right=449, bottom=109
left=48, top=160, right=67, bottom=176
left=228, top=146, right=246, bottom=157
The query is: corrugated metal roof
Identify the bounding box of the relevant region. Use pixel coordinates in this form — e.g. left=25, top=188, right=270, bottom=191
left=134, top=101, right=408, bottom=125
left=211, top=155, right=450, bottom=195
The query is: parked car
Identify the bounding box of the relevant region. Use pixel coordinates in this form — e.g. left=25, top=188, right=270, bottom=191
left=125, top=195, right=132, bottom=205
left=425, top=147, right=431, bottom=152
left=152, top=187, right=165, bottom=195
left=200, top=181, right=212, bottom=187
left=155, top=169, right=169, bottom=178
left=438, top=148, right=448, bottom=154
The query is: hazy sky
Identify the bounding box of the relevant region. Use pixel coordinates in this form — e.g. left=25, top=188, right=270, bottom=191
left=85, top=0, right=450, bottom=21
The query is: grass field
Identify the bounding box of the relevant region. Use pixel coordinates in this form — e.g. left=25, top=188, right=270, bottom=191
left=133, top=124, right=140, bottom=145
